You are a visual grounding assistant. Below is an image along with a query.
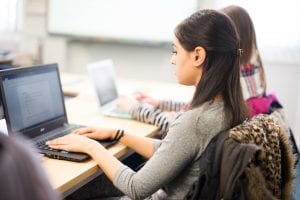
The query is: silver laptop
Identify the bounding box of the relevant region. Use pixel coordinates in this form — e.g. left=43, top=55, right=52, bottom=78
left=0, top=63, right=116, bottom=162
left=87, top=59, right=132, bottom=119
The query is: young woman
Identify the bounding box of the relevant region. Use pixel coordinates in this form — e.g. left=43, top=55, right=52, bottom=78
left=47, top=9, right=248, bottom=199
left=223, top=5, right=266, bottom=100
left=115, top=5, right=267, bottom=136
left=223, top=5, right=298, bottom=164
left=0, top=133, right=59, bottom=200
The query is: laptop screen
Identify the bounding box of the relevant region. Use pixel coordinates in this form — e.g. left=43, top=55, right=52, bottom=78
left=87, top=59, right=119, bottom=106
left=0, top=64, right=67, bottom=139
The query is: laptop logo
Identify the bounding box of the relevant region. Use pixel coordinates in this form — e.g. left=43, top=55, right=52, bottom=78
left=40, top=127, right=45, bottom=132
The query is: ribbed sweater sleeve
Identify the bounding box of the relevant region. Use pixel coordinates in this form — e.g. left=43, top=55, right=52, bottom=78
left=158, top=100, right=189, bottom=112
left=113, top=110, right=200, bottom=200
left=130, top=103, right=173, bottom=134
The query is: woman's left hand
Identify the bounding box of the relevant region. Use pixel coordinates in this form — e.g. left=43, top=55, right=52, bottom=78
left=46, top=133, right=98, bottom=153
left=117, top=95, right=138, bottom=112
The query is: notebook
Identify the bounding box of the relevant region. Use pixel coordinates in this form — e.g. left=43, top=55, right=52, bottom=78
left=86, top=59, right=132, bottom=119
left=0, top=63, right=116, bottom=162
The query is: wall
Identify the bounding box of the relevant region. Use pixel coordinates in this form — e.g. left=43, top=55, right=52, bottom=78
left=263, top=61, right=300, bottom=146
left=66, top=40, right=175, bottom=82
left=19, top=0, right=300, bottom=147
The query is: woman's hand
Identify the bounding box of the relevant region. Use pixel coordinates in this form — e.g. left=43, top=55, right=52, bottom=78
left=72, top=127, right=116, bottom=140
left=133, top=92, right=160, bottom=107
left=117, top=95, right=139, bottom=112
left=46, top=133, right=99, bottom=153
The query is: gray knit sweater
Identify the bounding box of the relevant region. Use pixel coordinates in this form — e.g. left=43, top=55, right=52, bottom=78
left=113, top=100, right=230, bottom=200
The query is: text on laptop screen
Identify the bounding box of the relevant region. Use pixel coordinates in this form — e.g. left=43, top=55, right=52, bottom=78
left=2, top=67, right=64, bottom=132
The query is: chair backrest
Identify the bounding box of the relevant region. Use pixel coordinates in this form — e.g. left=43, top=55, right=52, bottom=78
left=269, top=105, right=299, bottom=165
left=185, top=130, right=259, bottom=200
left=186, top=114, right=295, bottom=200
left=229, top=114, right=294, bottom=199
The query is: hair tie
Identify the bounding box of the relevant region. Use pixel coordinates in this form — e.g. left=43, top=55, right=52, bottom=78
left=237, top=48, right=243, bottom=56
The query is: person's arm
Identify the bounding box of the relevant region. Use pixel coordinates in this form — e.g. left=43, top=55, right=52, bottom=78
left=46, top=130, right=156, bottom=180
left=117, top=96, right=185, bottom=135
left=63, top=127, right=158, bottom=159
left=46, top=133, right=122, bottom=181
left=133, top=92, right=189, bottom=112
left=130, top=104, right=172, bottom=134
left=47, top=110, right=200, bottom=199
left=113, top=111, right=200, bottom=199
left=117, top=131, right=158, bottom=159
left=158, top=100, right=189, bottom=112
left=87, top=141, right=122, bottom=180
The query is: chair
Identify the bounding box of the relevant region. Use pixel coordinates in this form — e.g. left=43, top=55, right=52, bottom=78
left=293, top=154, right=300, bottom=198
left=247, top=93, right=299, bottom=165
left=186, top=114, right=295, bottom=200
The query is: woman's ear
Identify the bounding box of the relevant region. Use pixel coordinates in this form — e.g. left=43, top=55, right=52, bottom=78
left=194, top=47, right=206, bottom=67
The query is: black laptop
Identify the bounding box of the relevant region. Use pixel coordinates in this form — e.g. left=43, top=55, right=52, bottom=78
left=0, top=63, right=116, bottom=162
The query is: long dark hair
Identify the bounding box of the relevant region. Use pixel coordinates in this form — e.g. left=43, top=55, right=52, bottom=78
left=175, top=9, right=248, bottom=127
left=0, top=133, right=59, bottom=200
left=222, top=5, right=266, bottom=94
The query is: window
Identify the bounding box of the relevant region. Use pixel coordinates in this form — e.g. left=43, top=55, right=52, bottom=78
left=207, top=0, right=300, bottom=49
left=47, top=0, right=197, bottom=43
left=0, top=0, right=22, bottom=32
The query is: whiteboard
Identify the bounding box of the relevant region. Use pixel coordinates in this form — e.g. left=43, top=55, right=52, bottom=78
left=47, top=0, right=197, bottom=43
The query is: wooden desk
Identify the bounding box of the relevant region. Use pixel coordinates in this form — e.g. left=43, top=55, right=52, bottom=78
left=43, top=98, right=158, bottom=197
left=42, top=75, right=156, bottom=197
left=43, top=73, right=194, bottom=197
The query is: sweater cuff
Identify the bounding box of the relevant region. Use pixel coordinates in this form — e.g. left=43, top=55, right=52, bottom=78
left=129, top=103, right=141, bottom=118
left=153, top=139, right=162, bottom=152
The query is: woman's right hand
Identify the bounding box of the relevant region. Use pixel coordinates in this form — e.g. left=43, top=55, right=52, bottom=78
left=72, top=127, right=117, bottom=140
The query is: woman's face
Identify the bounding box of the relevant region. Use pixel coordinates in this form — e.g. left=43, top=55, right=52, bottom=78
left=171, top=38, right=202, bottom=86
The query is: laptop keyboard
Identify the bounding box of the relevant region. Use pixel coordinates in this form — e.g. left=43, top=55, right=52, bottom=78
left=36, top=124, right=82, bottom=152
